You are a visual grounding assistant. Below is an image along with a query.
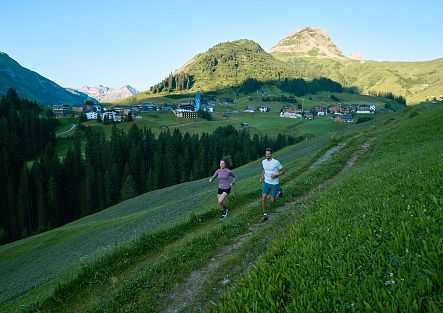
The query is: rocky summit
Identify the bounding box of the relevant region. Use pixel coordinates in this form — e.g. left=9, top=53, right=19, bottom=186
left=269, top=27, right=346, bottom=60
left=76, top=84, right=139, bottom=103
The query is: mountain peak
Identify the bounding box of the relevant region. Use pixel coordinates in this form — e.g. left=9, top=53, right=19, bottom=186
left=75, top=85, right=139, bottom=103
left=269, top=26, right=346, bottom=60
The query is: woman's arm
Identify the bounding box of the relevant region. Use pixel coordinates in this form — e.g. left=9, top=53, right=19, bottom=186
left=229, top=170, right=238, bottom=185
left=209, top=170, right=218, bottom=182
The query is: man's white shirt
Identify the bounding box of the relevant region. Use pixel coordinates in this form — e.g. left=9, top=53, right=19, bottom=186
left=262, top=158, right=282, bottom=185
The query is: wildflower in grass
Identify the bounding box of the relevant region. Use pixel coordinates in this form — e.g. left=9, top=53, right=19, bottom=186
left=385, top=272, right=395, bottom=285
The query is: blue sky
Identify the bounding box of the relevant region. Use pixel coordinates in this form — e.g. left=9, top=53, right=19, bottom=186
left=1, top=0, right=441, bottom=91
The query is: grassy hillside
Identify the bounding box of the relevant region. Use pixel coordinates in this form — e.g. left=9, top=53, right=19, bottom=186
left=120, top=38, right=441, bottom=106
left=0, top=131, right=333, bottom=311
left=83, top=89, right=398, bottom=142
left=214, top=103, right=443, bottom=311
left=0, top=52, right=84, bottom=105
left=173, top=39, right=308, bottom=91
left=1, top=103, right=441, bottom=312
left=272, top=53, right=443, bottom=104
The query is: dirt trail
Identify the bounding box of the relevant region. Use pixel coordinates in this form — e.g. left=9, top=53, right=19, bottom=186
left=164, top=141, right=371, bottom=313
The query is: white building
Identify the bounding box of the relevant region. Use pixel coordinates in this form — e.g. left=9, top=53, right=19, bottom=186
left=85, top=111, right=98, bottom=120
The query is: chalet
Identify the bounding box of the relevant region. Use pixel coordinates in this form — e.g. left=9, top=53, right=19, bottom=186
left=202, top=106, right=214, bottom=113
left=280, top=108, right=302, bottom=119
left=335, top=115, right=353, bottom=122
left=114, top=113, right=126, bottom=122
left=258, top=105, right=269, bottom=112
left=356, top=105, right=375, bottom=114
left=85, top=111, right=98, bottom=120
left=72, top=104, right=85, bottom=113
left=177, top=104, right=195, bottom=112
left=138, top=104, right=158, bottom=112
left=220, top=97, right=234, bottom=103
left=52, top=104, right=72, bottom=117
left=304, top=112, right=314, bottom=120
left=174, top=111, right=198, bottom=119
left=101, top=111, right=116, bottom=121
left=113, top=105, right=134, bottom=115
left=328, top=105, right=342, bottom=115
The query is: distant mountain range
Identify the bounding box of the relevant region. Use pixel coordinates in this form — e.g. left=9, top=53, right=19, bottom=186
left=0, top=52, right=85, bottom=105
left=74, top=85, right=139, bottom=103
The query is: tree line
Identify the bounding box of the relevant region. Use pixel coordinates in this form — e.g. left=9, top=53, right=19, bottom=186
left=0, top=89, right=59, bottom=243
left=367, top=90, right=406, bottom=106
left=240, top=77, right=344, bottom=96
left=0, top=95, right=299, bottom=243
left=150, top=73, right=194, bottom=93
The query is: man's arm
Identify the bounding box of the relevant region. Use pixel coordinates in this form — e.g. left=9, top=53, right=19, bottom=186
left=259, top=169, right=264, bottom=182
left=271, top=167, right=285, bottom=179
left=277, top=168, right=285, bottom=177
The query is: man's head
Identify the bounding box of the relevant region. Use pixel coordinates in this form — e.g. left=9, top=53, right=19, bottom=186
left=265, top=148, right=272, bottom=160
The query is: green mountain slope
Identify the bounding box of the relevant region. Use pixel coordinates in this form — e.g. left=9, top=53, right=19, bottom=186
left=122, top=27, right=441, bottom=105
left=1, top=104, right=441, bottom=311
left=174, top=39, right=309, bottom=91
left=270, top=27, right=443, bottom=104
left=0, top=52, right=84, bottom=105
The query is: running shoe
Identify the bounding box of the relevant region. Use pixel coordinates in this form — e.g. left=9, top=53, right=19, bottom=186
left=276, top=188, right=283, bottom=199
left=222, top=208, right=228, bottom=218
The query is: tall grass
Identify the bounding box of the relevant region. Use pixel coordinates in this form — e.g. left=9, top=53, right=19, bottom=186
left=212, top=104, right=443, bottom=312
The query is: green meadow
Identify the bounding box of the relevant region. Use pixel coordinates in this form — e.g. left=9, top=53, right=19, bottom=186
left=1, top=103, right=441, bottom=312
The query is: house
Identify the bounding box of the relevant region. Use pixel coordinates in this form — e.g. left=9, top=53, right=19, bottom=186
left=304, top=112, right=314, bottom=120
left=72, top=104, right=85, bottom=113
left=85, top=111, right=98, bottom=120
left=138, top=104, right=158, bottom=112
left=258, top=105, right=269, bottom=112
left=101, top=111, right=116, bottom=121
left=244, top=106, right=255, bottom=113
left=177, top=104, right=195, bottom=112
left=52, top=104, right=72, bottom=117
left=328, top=105, right=342, bottom=114
left=114, top=113, right=126, bottom=122
left=174, top=111, right=198, bottom=119
left=335, top=115, right=353, bottom=122
left=220, top=97, right=234, bottom=103
left=356, top=105, right=375, bottom=114
left=113, top=105, right=134, bottom=115
left=202, top=106, right=213, bottom=113
left=280, top=108, right=302, bottom=118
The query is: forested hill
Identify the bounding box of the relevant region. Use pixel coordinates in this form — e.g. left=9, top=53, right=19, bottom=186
left=0, top=90, right=298, bottom=244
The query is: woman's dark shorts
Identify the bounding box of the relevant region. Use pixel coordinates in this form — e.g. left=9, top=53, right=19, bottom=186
left=218, top=187, right=231, bottom=195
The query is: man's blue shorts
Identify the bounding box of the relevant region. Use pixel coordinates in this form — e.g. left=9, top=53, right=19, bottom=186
left=262, top=182, right=279, bottom=199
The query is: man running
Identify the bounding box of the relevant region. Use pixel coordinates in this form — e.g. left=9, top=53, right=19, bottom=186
left=259, top=148, right=285, bottom=222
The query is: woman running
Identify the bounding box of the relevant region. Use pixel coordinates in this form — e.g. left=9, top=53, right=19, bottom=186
left=209, top=156, right=237, bottom=219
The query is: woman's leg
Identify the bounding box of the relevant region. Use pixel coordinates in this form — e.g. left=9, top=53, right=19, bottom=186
left=218, top=192, right=229, bottom=210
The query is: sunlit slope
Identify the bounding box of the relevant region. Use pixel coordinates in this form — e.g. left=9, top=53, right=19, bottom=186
left=272, top=53, right=443, bottom=104
left=215, top=104, right=443, bottom=311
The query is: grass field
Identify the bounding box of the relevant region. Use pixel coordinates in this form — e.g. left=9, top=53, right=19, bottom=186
left=1, top=103, right=440, bottom=312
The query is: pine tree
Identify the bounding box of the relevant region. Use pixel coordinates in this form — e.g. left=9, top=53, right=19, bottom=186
left=120, top=175, right=137, bottom=200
